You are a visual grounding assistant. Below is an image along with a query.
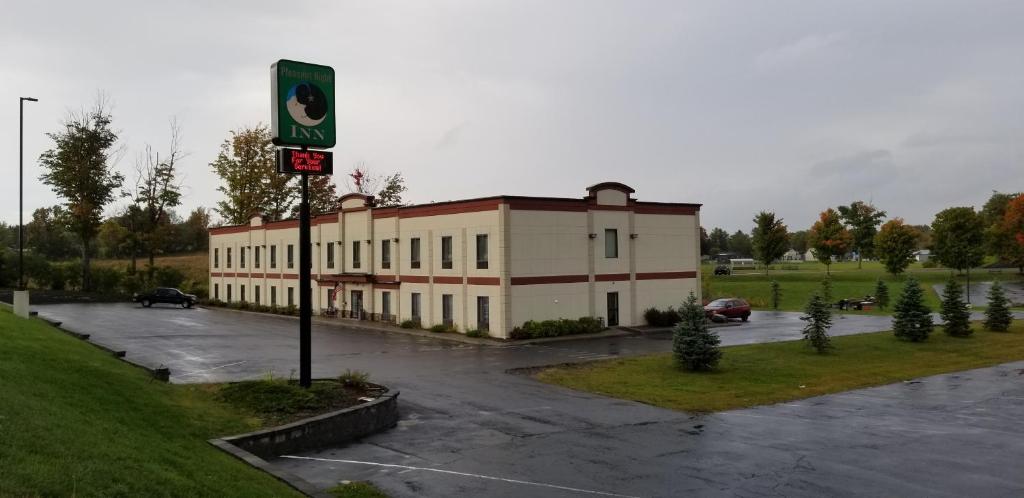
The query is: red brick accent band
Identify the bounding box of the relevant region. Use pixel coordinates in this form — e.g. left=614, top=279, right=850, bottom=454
left=432, top=276, right=464, bottom=284
left=510, top=275, right=589, bottom=285
left=636, top=271, right=697, bottom=280
left=399, top=275, right=430, bottom=283
left=466, top=277, right=500, bottom=286
left=595, top=273, right=630, bottom=282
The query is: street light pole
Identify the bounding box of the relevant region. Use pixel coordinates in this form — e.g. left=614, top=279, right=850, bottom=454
left=19, top=97, right=38, bottom=291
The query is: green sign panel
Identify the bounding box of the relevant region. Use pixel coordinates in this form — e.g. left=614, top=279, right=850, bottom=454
left=271, top=59, right=336, bottom=149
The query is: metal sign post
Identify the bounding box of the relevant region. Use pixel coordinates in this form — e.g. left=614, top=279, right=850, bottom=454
left=272, top=60, right=335, bottom=388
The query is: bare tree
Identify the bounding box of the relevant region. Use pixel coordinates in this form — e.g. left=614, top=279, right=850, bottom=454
left=129, top=118, right=185, bottom=273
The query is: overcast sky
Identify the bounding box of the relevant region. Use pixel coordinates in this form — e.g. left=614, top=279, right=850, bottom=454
left=3, top=1, right=1022, bottom=233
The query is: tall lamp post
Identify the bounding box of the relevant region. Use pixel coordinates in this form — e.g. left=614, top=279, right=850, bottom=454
left=15, top=97, right=38, bottom=318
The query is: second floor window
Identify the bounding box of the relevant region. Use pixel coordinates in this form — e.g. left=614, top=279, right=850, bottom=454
left=352, top=241, right=361, bottom=269
left=326, top=242, right=335, bottom=269
left=476, top=234, right=488, bottom=269
left=381, top=239, right=391, bottom=270
left=240, top=247, right=246, bottom=268
left=254, top=246, right=261, bottom=268
left=227, top=247, right=232, bottom=268
left=270, top=245, right=277, bottom=269
left=214, top=248, right=219, bottom=268
left=287, top=244, right=294, bottom=269
left=441, top=236, right=453, bottom=269
left=605, top=229, right=618, bottom=258
left=410, top=237, right=421, bottom=269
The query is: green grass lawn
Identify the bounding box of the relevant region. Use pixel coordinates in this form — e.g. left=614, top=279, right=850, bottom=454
left=93, top=251, right=209, bottom=284
left=536, top=320, right=1024, bottom=413
left=704, top=260, right=1023, bottom=313
left=0, top=308, right=301, bottom=497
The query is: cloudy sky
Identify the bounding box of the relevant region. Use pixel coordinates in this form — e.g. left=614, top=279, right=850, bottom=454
left=2, top=1, right=1022, bottom=233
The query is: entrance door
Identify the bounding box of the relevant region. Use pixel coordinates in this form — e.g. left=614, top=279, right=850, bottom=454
left=350, top=290, right=363, bottom=319
left=607, top=292, right=619, bottom=327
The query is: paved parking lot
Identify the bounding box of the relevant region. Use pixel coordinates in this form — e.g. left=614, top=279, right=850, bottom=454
left=35, top=303, right=1024, bottom=497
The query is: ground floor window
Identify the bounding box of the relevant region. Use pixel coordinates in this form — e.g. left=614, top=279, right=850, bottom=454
left=227, top=284, right=232, bottom=302
left=271, top=287, right=277, bottom=307
left=442, top=294, right=454, bottom=327
left=214, top=283, right=219, bottom=300
left=240, top=285, right=246, bottom=302
left=381, top=291, right=391, bottom=320
left=327, top=289, right=335, bottom=309
left=288, top=287, right=294, bottom=307
left=477, top=296, right=490, bottom=331
left=255, top=285, right=260, bottom=305
left=411, top=292, right=421, bottom=321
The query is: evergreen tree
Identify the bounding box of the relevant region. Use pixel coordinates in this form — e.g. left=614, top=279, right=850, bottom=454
left=673, top=292, right=722, bottom=371
left=940, top=277, right=973, bottom=337
left=770, top=280, right=781, bottom=310
left=893, top=277, right=933, bottom=342
left=820, top=276, right=833, bottom=304
left=752, top=211, right=790, bottom=273
left=875, top=279, right=890, bottom=310
left=800, top=293, right=833, bottom=353
left=984, top=280, right=1013, bottom=332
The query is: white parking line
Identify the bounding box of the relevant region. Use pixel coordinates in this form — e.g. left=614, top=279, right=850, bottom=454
left=280, top=455, right=640, bottom=497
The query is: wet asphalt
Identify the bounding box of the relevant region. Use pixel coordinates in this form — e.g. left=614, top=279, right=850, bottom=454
left=34, top=303, right=1024, bottom=497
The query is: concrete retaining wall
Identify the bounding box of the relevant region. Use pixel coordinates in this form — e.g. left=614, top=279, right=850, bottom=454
left=218, top=391, right=400, bottom=459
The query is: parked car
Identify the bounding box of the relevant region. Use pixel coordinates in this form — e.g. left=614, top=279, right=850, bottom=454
left=134, top=288, right=197, bottom=308
left=704, top=298, right=751, bottom=322
left=713, top=264, right=731, bottom=275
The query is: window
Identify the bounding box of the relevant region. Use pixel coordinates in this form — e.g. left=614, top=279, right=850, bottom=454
left=214, top=248, right=219, bottom=268
left=255, top=246, right=261, bottom=268
left=327, top=289, right=335, bottom=308
left=605, top=229, right=618, bottom=258
left=326, top=242, right=335, bottom=269
left=381, top=292, right=391, bottom=320
left=255, top=285, right=261, bottom=305
left=270, top=245, right=277, bottom=268
left=442, top=294, right=454, bottom=326
left=240, top=247, right=246, bottom=268
left=287, top=287, right=294, bottom=307
left=214, top=283, right=219, bottom=300
left=287, top=244, right=294, bottom=269
left=411, top=292, right=421, bottom=320
left=476, top=234, right=488, bottom=269
left=477, top=296, right=490, bottom=331
left=410, top=237, right=421, bottom=269
left=271, top=287, right=277, bottom=307
left=227, top=247, right=232, bottom=268
left=441, top=236, right=453, bottom=269
left=352, top=241, right=361, bottom=269
left=227, top=284, right=232, bottom=302
left=310, top=244, right=314, bottom=268
left=381, top=240, right=391, bottom=270
left=240, top=285, right=246, bottom=302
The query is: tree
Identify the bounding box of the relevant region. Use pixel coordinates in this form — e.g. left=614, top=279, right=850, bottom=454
left=181, top=207, right=211, bottom=252
left=375, top=173, right=408, bottom=208
left=984, top=281, right=1013, bottom=332
left=97, top=218, right=130, bottom=258
left=728, top=230, right=753, bottom=257
left=211, top=124, right=297, bottom=225
left=808, top=208, right=852, bottom=274
left=699, top=227, right=710, bottom=256
left=931, top=207, right=985, bottom=302
left=875, top=279, right=890, bottom=311
left=892, top=277, right=933, bottom=342
left=293, top=175, right=338, bottom=216
left=751, top=211, right=789, bottom=273
left=820, top=276, right=833, bottom=304
left=874, top=218, right=920, bottom=277
left=770, top=280, right=781, bottom=310
left=789, top=230, right=809, bottom=255
left=800, top=293, right=833, bottom=353
left=38, top=96, right=124, bottom=290
left=995, top=193, right=1024, bottom=274
left=672, top=292, right=722, bottom=371
left=131, top=120, right=184, bottom=271
left=708, top=227, right=730, bottom=255
left=940, top=277, right=972, bottom=338
left=837, top=201, right=886, bottom=268
left=25, top=206, right=77, bottom=260
left=910, top=224, right=932, bottom=250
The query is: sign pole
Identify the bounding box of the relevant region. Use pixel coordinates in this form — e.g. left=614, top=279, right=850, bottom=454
left=299, top=166, right=312, bottom=388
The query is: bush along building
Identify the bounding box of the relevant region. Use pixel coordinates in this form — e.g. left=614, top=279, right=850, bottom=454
left=208, top=182, right=701, bottom=338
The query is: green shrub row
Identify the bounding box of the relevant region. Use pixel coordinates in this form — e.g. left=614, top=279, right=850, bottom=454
left=643, top=307, right=682, bottom=327
left=202, top=298, right=299, bottom=316
left=509, top=317, right=604, bottom=340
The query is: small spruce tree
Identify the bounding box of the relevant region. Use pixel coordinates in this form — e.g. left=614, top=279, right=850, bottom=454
left=770, top=280, right=781, bottom=310
left=800, top=293, right=833, bottom=353
left=984, top=280, right=1013, bottom=332
left=940, top=277, right=972, bottom=337
left=893, top=276, right=933, bottom=342
left=875, top=279, right=890, bottom=310
left=673, top=292, right=722, bottom=371
left=820, top=276, right=833, bottom=305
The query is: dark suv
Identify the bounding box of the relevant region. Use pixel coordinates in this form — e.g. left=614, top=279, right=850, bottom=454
left=134, top=288, right=197, bottom=308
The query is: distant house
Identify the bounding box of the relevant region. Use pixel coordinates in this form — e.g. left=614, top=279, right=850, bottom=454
left=914, top=249, right=931, bottom=263
left=782, top=249, right=803, bottom=261
left=804, top=249, right=816, bottom=261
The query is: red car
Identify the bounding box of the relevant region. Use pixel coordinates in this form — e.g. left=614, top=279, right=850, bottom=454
left=704, top=298, right=751, bottom=322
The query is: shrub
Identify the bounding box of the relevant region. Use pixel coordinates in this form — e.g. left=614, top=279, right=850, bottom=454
left=940, top=277, right=972, bottom=338
left=429, top=324, right=454, bottom=333
left=643, top=307, right=681, bottom=327
left=91, top=266, right=124, bottom=294
left=512, top=317, right=605, bottom=340
left=893, top=276, right=933, bottom=342
left=399, top=319, right=419, bottom=329
left=465, top=329, right=490, bottom=338
left=921, top=259, right=939, bottom=269
left=820, top=276, right=833, bottom=304
left=770, top=280, right=781, bottom=310
left=509, top=327, right=530, bottom=340
left=672, top=292, right=721, bottom=371
left=984, top=281, right=1013, bottom=332
left=152, top=265, right=187, bottom=289
left=339, top=369, right=370, bottom=388
left=800, top=293, right=833, bottom=353
left=875, top=279, right=890, bottom=310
